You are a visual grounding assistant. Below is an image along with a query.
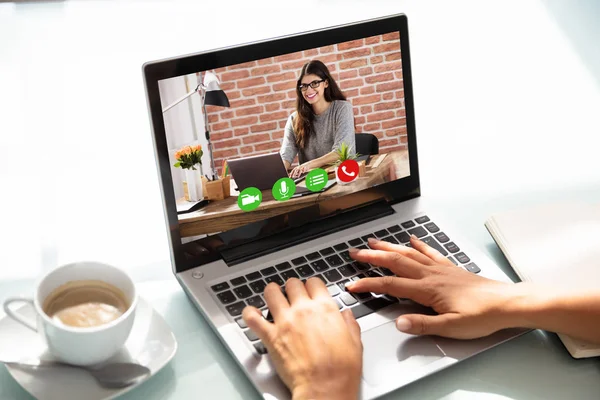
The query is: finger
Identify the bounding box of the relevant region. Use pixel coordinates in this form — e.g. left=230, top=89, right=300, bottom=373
left=346, top=276, right=421, bottom=299
left=395, top=313, right=459, bottom=337
left=284, top=278, right=309, bottom=305
left=349, top=247, right=426, bottom=279
left=341, top=309, right=362, bottom=346
left=242, top=306, right=276, bottom=342
left=409, top=235, right=455, bottom=267
left=263, top=282, right=289, bottom=320
left=367, top=237, right=435, bottom=266
left=305, top=276, right=330, bottom=300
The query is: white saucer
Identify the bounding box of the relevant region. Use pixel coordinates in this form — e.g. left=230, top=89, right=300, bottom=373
left=0, top=297, right=177, bottom=400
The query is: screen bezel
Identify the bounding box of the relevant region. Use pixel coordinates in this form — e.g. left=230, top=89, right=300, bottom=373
left=143, top=13, right=420, bottom=273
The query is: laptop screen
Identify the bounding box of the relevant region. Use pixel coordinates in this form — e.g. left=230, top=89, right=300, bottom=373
left=144, top=14, right=419, bottom=272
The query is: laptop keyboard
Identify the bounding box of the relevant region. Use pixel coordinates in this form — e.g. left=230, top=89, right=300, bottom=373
left=209, top=215, right=481, bottom=355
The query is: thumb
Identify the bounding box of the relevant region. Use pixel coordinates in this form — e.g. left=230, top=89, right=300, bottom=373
left=395, top=313, right=457, bottom=336
left=341, top=309, right=361, bottom=346
left=242, top=306, right=275, bottom=343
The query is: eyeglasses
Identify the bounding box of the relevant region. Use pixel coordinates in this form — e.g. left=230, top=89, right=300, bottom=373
left=298, top=79, right=325, bottom=92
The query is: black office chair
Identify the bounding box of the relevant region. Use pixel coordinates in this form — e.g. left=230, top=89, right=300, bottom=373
left=355, top=133, right=379, bottom=155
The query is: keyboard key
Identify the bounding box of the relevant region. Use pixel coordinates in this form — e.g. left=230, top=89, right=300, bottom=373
left=434, top=232, right=450, bottom=243
left=320, top=247, right=335, bottom=256
left=381, top=236, right=399, bottom=244
left=334, top=243, right=349, bottom=251
left=281, top=270, right=300, bottom=280
left=407, top=226, right=428, bottom=238
left=334, top=298, right=343, bottom=309
left=464, top=263, right=481, bottom=273
left=260, top=266, right=277, bottom=276
left=415, top=215, right=430, bottom=224
left=365, top=270, right=382, bottom=278
left=387, top=225, right=401, bottom=233
left=361, top=233, right=376, bottom=242
left=306, top=252, right=321, bottom=261
left=265, top=275, right=284, bottom=286
left=348, top=238, right=363, bottom=247
left=217, top=290, right=236, bottom=304
left=447, top=256, right=458, bottom=265
left=233, top=285, right=253, bottom=299
left=350, top=296, right=396, bottom=319
left=291, top=256, right=307, bottom=266
left=246, top=271, right=262, bottom=281
left=353, top=291, right=371, bottom=301
left=338, top=264, right=357, bottom=277
left=421, top=236, right=449, bottom=256
left=249, top=280, right=267, bottom=294
left=374, top=229, right=389, bottom=238
left=275, top=262, right=292, bottom=271
left=310, top=259, right=329, bottom=272
left=211, top=282, right=229, bottom=292
left=424, top=222, right=439, bottom=233
left=235, top=318, right=247, bottom=329
left=325, top=254, right=344, bottom=267
left=244, top=329, right=260, bottom=342
left=380, top=268, right=395, bottom=276
left=230, top=276, right=247, bottom=286
left=455, top=252, right=471, bottom=264
left=327, top=284, right=341, bottom=296
left=296, top=265, right=315, bottom=278
left=340, top=292, right=358, bottom=306
left=246, top=296, right=265, bottom=308
left=352, top=273, right=367, bottom=281
left=337, top=279, right=352, bottom=291
left=357, top=244, right=369, bottom=250
left=444, top=242, right=460, bottom=253
left=225, top=301, right=246, bottom=316
left=395, top=232, right=410, bottom=243
left=340, top=250, right=353, bottom=263
left=353, top=261, right=370, bottom=271
left=323, top=269, right=343, bottom=283
left=254, top=342, right=268, bottom=354
left=401, top=220, right=416, bottom=229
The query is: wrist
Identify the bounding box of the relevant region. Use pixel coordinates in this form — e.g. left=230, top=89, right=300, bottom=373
left=497, top=282, right=553, bottom=329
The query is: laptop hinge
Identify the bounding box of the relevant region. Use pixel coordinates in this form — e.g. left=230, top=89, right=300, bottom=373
left=220, top=199, right=394, bottom=266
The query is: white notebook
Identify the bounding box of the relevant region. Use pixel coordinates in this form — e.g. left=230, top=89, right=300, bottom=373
left=485, top=201, right=600, bottom=358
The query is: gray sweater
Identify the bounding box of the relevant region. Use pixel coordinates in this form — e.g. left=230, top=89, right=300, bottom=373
left=280, top=100, right=355, bottom=165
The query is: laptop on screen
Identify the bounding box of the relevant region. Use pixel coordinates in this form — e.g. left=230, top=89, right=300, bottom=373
left=143, top=13, right=526, bottom=399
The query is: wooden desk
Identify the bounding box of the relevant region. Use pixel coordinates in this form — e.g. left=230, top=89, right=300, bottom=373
left=178, top=150, right=409, bottom=237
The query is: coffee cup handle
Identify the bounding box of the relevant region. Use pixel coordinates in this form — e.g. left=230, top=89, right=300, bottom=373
left=2, top=297, right=37, bottom=332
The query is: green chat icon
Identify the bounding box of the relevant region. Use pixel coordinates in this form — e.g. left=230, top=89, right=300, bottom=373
left=305, top=168, right=328, bottom=192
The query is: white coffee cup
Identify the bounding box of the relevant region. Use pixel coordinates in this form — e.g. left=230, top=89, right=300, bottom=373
left=2, top=261, right=138, bottom=366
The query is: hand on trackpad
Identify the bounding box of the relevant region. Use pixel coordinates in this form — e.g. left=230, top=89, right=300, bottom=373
left=361, top=321, right=445, bottom=386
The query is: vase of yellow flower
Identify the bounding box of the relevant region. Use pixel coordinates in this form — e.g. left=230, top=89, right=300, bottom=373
left=174, top=145, right=204, bottom=202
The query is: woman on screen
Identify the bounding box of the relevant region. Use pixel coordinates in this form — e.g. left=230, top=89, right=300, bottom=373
left=280, top=60, right=356, bottom=178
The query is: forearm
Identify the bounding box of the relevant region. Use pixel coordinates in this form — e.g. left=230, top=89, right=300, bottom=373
left=292, top=385, right=358, bottom=400
left=304, top=151, right=338, bottom=169
left=505, top=283, right=600, bottom=344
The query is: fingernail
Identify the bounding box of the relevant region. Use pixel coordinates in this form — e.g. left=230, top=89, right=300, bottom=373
left=367, top=237, right=380, bottom=244
left=348, top=247, right=359, bottom=253
left=410, top=234, right=418, bottom=240
left=396, top=317, right=412, bottom=332
left=344, top=281, right=354, bottom=290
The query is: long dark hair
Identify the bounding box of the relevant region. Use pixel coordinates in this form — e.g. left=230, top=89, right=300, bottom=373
left=294, top=60, right=346, bottom=149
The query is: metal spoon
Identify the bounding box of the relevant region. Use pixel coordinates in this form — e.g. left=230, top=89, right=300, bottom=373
left=1, top=359, right=151, bottom=388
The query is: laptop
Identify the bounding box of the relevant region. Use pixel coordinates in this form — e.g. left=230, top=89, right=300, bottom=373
left=227, top=152, right=327, bottom=191
left=143, top=13, right=526, bottom=399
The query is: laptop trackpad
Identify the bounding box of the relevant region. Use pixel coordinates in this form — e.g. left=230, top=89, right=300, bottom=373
left=361, top=321, right=444, bottom=386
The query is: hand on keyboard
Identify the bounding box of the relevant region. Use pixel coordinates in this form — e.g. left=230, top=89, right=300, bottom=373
left=345, top=235, right=521, bottom=340
left=242, top=277, right=362, bottom=400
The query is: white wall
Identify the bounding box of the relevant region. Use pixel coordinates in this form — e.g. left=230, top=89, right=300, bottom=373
left=158, top=73, right=209, bottom=199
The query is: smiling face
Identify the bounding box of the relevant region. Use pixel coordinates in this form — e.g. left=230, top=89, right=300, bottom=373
left=300, top=73, right=329, bottom=107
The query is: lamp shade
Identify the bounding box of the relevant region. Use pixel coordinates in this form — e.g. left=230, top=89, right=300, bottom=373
left=203, top=71, right=230, bottom=107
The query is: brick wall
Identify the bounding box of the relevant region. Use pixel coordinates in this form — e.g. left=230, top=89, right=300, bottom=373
left=203, top=32, right=406, bottom=176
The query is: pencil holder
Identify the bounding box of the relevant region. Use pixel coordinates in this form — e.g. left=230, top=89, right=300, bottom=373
left=201, top=176, right=231, bottom=201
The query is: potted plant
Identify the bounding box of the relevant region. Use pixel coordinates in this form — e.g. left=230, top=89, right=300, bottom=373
left=330, top=142, right=359, bottom=185
left=174, top=145, right=204, bottom=201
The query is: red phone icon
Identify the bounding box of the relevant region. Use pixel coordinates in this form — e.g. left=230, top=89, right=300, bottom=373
left=337, top=160, right=359, bottom=183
